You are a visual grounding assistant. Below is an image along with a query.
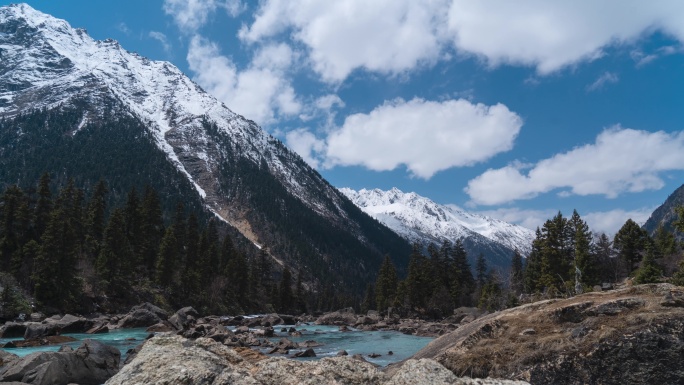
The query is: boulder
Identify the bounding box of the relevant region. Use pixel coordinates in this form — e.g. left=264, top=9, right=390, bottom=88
left=293, top=348, right=316, bottom=358
left=167, top=306, right=199, bottom=331
left=0, top=349, right=20, bottom=367
left=23, top=323, right=59, bottom=340
left=315, top=308, right=357, bottom=326
left=0, top=339, right=120, bottom=385
left=0, top=322, right=27, bottom=338
left=117, top=304, right=168, bottom=329
left=56, top=314, right=94, bottom=333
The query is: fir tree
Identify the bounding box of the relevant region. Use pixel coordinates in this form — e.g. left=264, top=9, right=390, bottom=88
left=450, top=239, right=474, bottom=306
left=156, top=227, right=178, bottom=287
left=85, top=180, right=108, bottom=260
left=633, top=242, right=663, bottom=284
left=96, top=208, right=132, bottom=295
left=375, top=255, right=398, bottom=313
left=278, top=267, right=293, bottom=313
left=510, top=250, right=524, bottom=295
left=613, top=219, right=648, bottom=276
left=361, top=283, right=376, bottom=313
left=140, top=185, right=164, bottom=274
left=33, top=172, right=52, bottom=240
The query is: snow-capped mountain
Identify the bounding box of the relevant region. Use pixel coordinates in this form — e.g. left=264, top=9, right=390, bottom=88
left=340, top=187, right=535, bottom=269
left=0, top=4, right=410, bottom=290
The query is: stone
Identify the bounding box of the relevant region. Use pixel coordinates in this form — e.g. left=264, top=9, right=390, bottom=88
left=86, top=322, right=109, bottom=334
left=23, top=323, right=60, bottom=340
left=0, top=339, right=120, bottom=385
left=0, top=322, right=27, bottom=338
left=168, top=306, right=199, bottom=331
left=520, top=328, right=536, bottom=335
left=56, top=314, right=94, bottom=333
left=117, top=306, right=165, bottom=329
left=336, top=350, right=348, bottom=356
left=293, top=348, right=316, bottom=358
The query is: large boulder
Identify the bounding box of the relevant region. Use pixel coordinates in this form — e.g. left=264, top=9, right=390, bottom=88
left=405, top=283, right=684, bottom=385
left=104, top=335, right=525, bottom=385
left=0, top=339, right=120, bottom=385
left=22, top=323, right=60, bottom=340
left=0, top=322, right=27, bottom=338
left=117, top=303, right=169, bottom=328
left=54, top=314, right=94, bottom=333
left=315, top=308, right=357, bottom=326
left=168, top=306, right=199, bottom=331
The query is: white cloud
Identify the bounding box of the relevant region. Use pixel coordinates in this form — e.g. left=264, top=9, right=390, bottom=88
left=447, top=1, right=684, bottom=74
left=116, top=22, right=131, bottom=35
left=584, top=208, right=655, bottom=236
left=466, top=127, right=684, bottom=205
left=186, top=36, right=301, bottom=125
left=149, top=31, right=172, bottom=53
left=239, top=0, right=448, bottom=82
left=285, top=128, right=326, bottom=168
left=164, top=0, right=244, bottom=32
left=240, top=1, right=684, bottom=83
left=586, top=72, right=619, bottom=92
left=324, top=98, right=522, bottom=179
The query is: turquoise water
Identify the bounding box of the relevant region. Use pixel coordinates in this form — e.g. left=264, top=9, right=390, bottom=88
left=0, top=328, right=150, bottom=358
left=257, top=324, right=433, bottom=366
left=0, top=325, right=433, bottom=366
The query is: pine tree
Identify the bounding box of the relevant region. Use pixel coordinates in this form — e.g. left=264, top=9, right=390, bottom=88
left=570, top=210, right=598, bottom=288
left=33, top=172, right=52, bottom=240
left=510, top=250, right=524, bottom=295
left=123, top=187, right=142, bottom=265
left=450, top=239, right=474, bottom=306
left=96, top=208, right=132, bottom=295
left=278, top=267, right=293, bottom=313
left=475, top=253, right=487, bottom=289
left=405, top=244, right=429, bottom=309
left=653, top=225, right=677, bottom=257
left=156, top=227, right=178, bottom=287
left=595, top=233, right=618, bottom=283
left=633, top=242, right=662, bottom=284
left=361, top=283, right=376, bottom=313
left=140, top=185, right=164, bottom=274
left=613, top=219, right=648, bottom=276
left=375, top=255, right=398, bottom=313
left=85, top=180, right=108, bottom=260
left=523, top=228, right=543, bottom=293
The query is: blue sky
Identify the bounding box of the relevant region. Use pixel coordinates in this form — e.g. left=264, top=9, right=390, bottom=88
left=6, top=1, right=684, bottom=234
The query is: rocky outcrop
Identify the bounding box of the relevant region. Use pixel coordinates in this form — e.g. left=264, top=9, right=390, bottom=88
left=105, top=335, right=526, bottom=385
left=405, top=283, right=684, bottom=385
left=116, top=302, right=168, bottom=328
left=0, top=339, right=120, bottom=385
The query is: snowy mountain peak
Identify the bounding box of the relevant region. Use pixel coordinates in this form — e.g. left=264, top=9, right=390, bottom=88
left=0, top=3, right=353, bottom=244
left=341, top=187, right=535, bottom=265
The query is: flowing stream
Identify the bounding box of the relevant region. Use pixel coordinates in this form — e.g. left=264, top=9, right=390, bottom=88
left=1, top=325, right=433, bottom=366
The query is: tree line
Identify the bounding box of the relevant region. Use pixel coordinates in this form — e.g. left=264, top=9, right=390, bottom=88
left=367, top=209, right=684, bottom=316
left=0, top=174, right=311, bottom=318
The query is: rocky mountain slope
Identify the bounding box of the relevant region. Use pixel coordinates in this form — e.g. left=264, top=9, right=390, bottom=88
left=341, top=188, right=535, bottom=270
left=643, top=183, right=684, bottom=236
left=0, top=4, right=410, bottom=292
left=401, top=283, right=684, bottom=385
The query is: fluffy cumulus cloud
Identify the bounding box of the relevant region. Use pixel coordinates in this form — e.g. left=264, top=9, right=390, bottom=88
left=447, top=1, right=684, bottom=74
left=285, top=128, right=326, bottom=168
left=584, top=208, right=654, bottom=236
left=163, top=0, right=244, bottom=32
left=324, top=98, right=522, bottom=179
left=466, top=127, right=684, bottom=205
left=239, top=1, right=684, bottom=82
left=239, top=0, right=448, bottom=82
left=187, top=36, right=301, bottom=125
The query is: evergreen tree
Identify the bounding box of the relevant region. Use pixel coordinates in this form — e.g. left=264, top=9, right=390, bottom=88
left=405, top=244, right=430, bottom=309
left=156, top=227, right=178, bottom=287
left=361, top=283, right=375, bottom=313
left=510, top=250, right=524, bottom=295
left=633, top=242, right=663, bottom=284
left=523, top=228, right=543, bottom=293
left=450, top=239, right=474, bottom=306
left=123, top=187, right=142, bottom=265
left=33, top=172, right=52, bottom=240
left=85, top=180, right=108, bottom=260
left=595, top=233, right=618, bottom=283
left=96, top=208, right=132, bottom=295
left=0, top=186, right=26, bottom=272
left=475, top=253, right=487, bottom=289
left=613, top=219, right=648, bottom=276
left=278, top=267, right=293, bottom=313
left=570, top=211, right=598, bottom=288
left=478, top=271, right=504, bottom=311
left=653, top=225, right=677, bottom=257
left=375, top=255, right=398, bottom=313
left=140, top=185, right=164, bottom=274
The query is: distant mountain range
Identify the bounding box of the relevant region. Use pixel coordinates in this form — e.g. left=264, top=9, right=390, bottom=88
left=340, top=188, right=535, bottom=270
left=0, top=3, right=410, bottom=293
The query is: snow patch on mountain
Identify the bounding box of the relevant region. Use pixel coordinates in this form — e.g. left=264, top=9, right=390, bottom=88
left=0, top=3, right=345, bottom=225
left=340, top=187, right=534, bottom=256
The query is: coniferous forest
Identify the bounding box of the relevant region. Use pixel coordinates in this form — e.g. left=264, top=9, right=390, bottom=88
left=365, top=209, right=684, bottom=317
left=0, top=174, right=332, bottom=318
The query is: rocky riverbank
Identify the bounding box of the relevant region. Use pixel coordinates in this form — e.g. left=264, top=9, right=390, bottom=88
left=105, top=334, right=528, bottom=385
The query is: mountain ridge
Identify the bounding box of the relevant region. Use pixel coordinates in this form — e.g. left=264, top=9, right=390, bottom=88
left=0, top=3, right=411, bottom=292
left=340, top=187, right=535, bottom=270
